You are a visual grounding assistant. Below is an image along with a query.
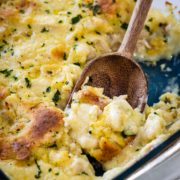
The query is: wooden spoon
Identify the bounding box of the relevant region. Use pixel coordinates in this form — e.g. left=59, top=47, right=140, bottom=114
left=67, top=0, right=152, bottom=111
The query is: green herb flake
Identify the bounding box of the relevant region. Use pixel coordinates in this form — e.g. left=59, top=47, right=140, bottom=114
left=34, top=159, right=42, bottom=179
left=95, top=31, right=101, bottom=35
left=148, top=17, right=153, bottom=22
left=13, top=76, right=18, bottom=81
left=2, top=40, right=8, bottom=45
left=145, top=25, right=151, bottom=33
left=63, top=53, right=67, bottom=60
left=25, top=77, right=31, bottom=88
left=58, top=20, right=63, bottom=23
left=41, top=43, right=46, bottom=47
left=92, top=5, right=101, bottom=16
left=164, top=97, right=171, bottom=104
left=52, top=90, right=61, bottom=104
left=121, top=22, right=128, bottom=30
left=86, top=41, right=93, bottom=46
left=159, top=22, right=167, bottom=27
left=0, top=69, right=13, bottom=77
left=45, top=9, right=50, bottom=14
left=73, top=44, right=78, bottom=50
left=19, top=9, right=25, bottom=14
left=73, top=62, right=81, bottom=66
left=81, top=172, right=88, bottom=176
left=46, top=86, right=51, bottom=93
left=48, top=168, right=52, bottom=172
left=48, top=143, right=57, bottom=148
left=41, top=27, right=49, bottom=33
left=55, top=172, right=59, bottom=176
left=74, top=37, right=78, bottom=41
left=27, top=24, right=32, bottom=29
left=71, top=14, right=82, bottom=24
left=0, top=45, right=4, bottom=49
left=65, top=81, right=69, bottom=85
left=16, top=128, right=20, bottom=133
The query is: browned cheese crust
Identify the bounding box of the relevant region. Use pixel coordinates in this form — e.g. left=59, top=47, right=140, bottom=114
left=0, top=105, right=64, bottom=160
left=77, top=89, right=109, bottom=110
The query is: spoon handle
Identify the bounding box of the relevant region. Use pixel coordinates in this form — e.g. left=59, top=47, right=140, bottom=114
left=118, top=0, right=153, bottom=59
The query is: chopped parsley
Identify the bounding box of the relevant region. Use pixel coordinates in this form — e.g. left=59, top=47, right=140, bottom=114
left=34, top=159, right=42, bottom=179
left=73, top=62, right=81, bottom=66
left=0, top=69, right=13, bottom=77
left=2, top=40, right=8, bottom=45
left=27, top=24, right=32, bottom=29
left=45, top=9, right=50, bottom=14
left=25, top=77, right=31, bottom=88
left=81, top=172, right=88, bottom=176
left=58, top=20, right=63, bottom=23
left=0, top=45, right=4, bottom=49
left=159, top=22, right=167, bottom=27
left=71, top=14, right=82, bottom=24
left=145, top=25, right=151, bottom=33
left=46, top=86, right=51, bottom=92
left=121, top=22, right=128, bottom=30
left=55, top=172, right=59, bottom=176
left=13, top=76, right=18, bottom=81
left=86, top=41, right=94, bottom=46
left=164, top=97, right=171, bottom=104
left=48, top=142, right=57, bottom=148
left=121, top=131, right=128, bottom=138
left=73, top=44, right=78, bottom=50
left=65, top=81, right=69, bottom=85
left=63, top=53, right=67, bottom=60
left=52, top=90, right=61, bottom=104
left=92, top=5, right=101, bottom=16
left=148, top=17, right=153, bottom=22
left=19, top=9, right=25, bottom=14
left=41, top=27, right=49, bottom=33
left=74, top=37, right=78, bottom=41
left=41, top=43, right=46, bottom=47
left=95, top=31, right=101, bottom=35
left=83, top=3, right=101, bottom=15
left=67, top=11, right=72, bottom=15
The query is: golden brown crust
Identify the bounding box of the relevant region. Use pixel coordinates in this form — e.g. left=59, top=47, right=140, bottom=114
left=16, top=0, right=37, bottom=8
left=90, top=138, right=121, bottom=162
left=0, top=106, right=64, bottom=160
left=90, top=136, right=135, bottom=162
left=78, top=90, right=109, bottom=110
left=97, top=0, right=116, bottom=14
left=0, top=9, right=17, bottom=18
left=12, top=139, right=31, bottom=160
left=0, top=86, right=7, bottom=100
left=0, top=140, right=16, bottom=160
left=30, top=106, right=63, bottom=139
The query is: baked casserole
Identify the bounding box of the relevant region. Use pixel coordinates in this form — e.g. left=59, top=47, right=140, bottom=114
left=0, top=0, right=179, bottom=179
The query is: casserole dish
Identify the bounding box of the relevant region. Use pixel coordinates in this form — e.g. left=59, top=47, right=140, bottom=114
left=0, top=0, right=179, bottom=179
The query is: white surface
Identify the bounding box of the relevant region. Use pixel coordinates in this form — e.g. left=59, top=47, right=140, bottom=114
left=152, top=0, right=180, bottom=19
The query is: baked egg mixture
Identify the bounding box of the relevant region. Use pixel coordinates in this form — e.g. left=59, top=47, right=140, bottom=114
left=0, top=0, right=179, bottom=179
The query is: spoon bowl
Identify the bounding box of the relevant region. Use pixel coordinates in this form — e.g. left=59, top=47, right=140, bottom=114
left=68, top=53, right=147, bottom=111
